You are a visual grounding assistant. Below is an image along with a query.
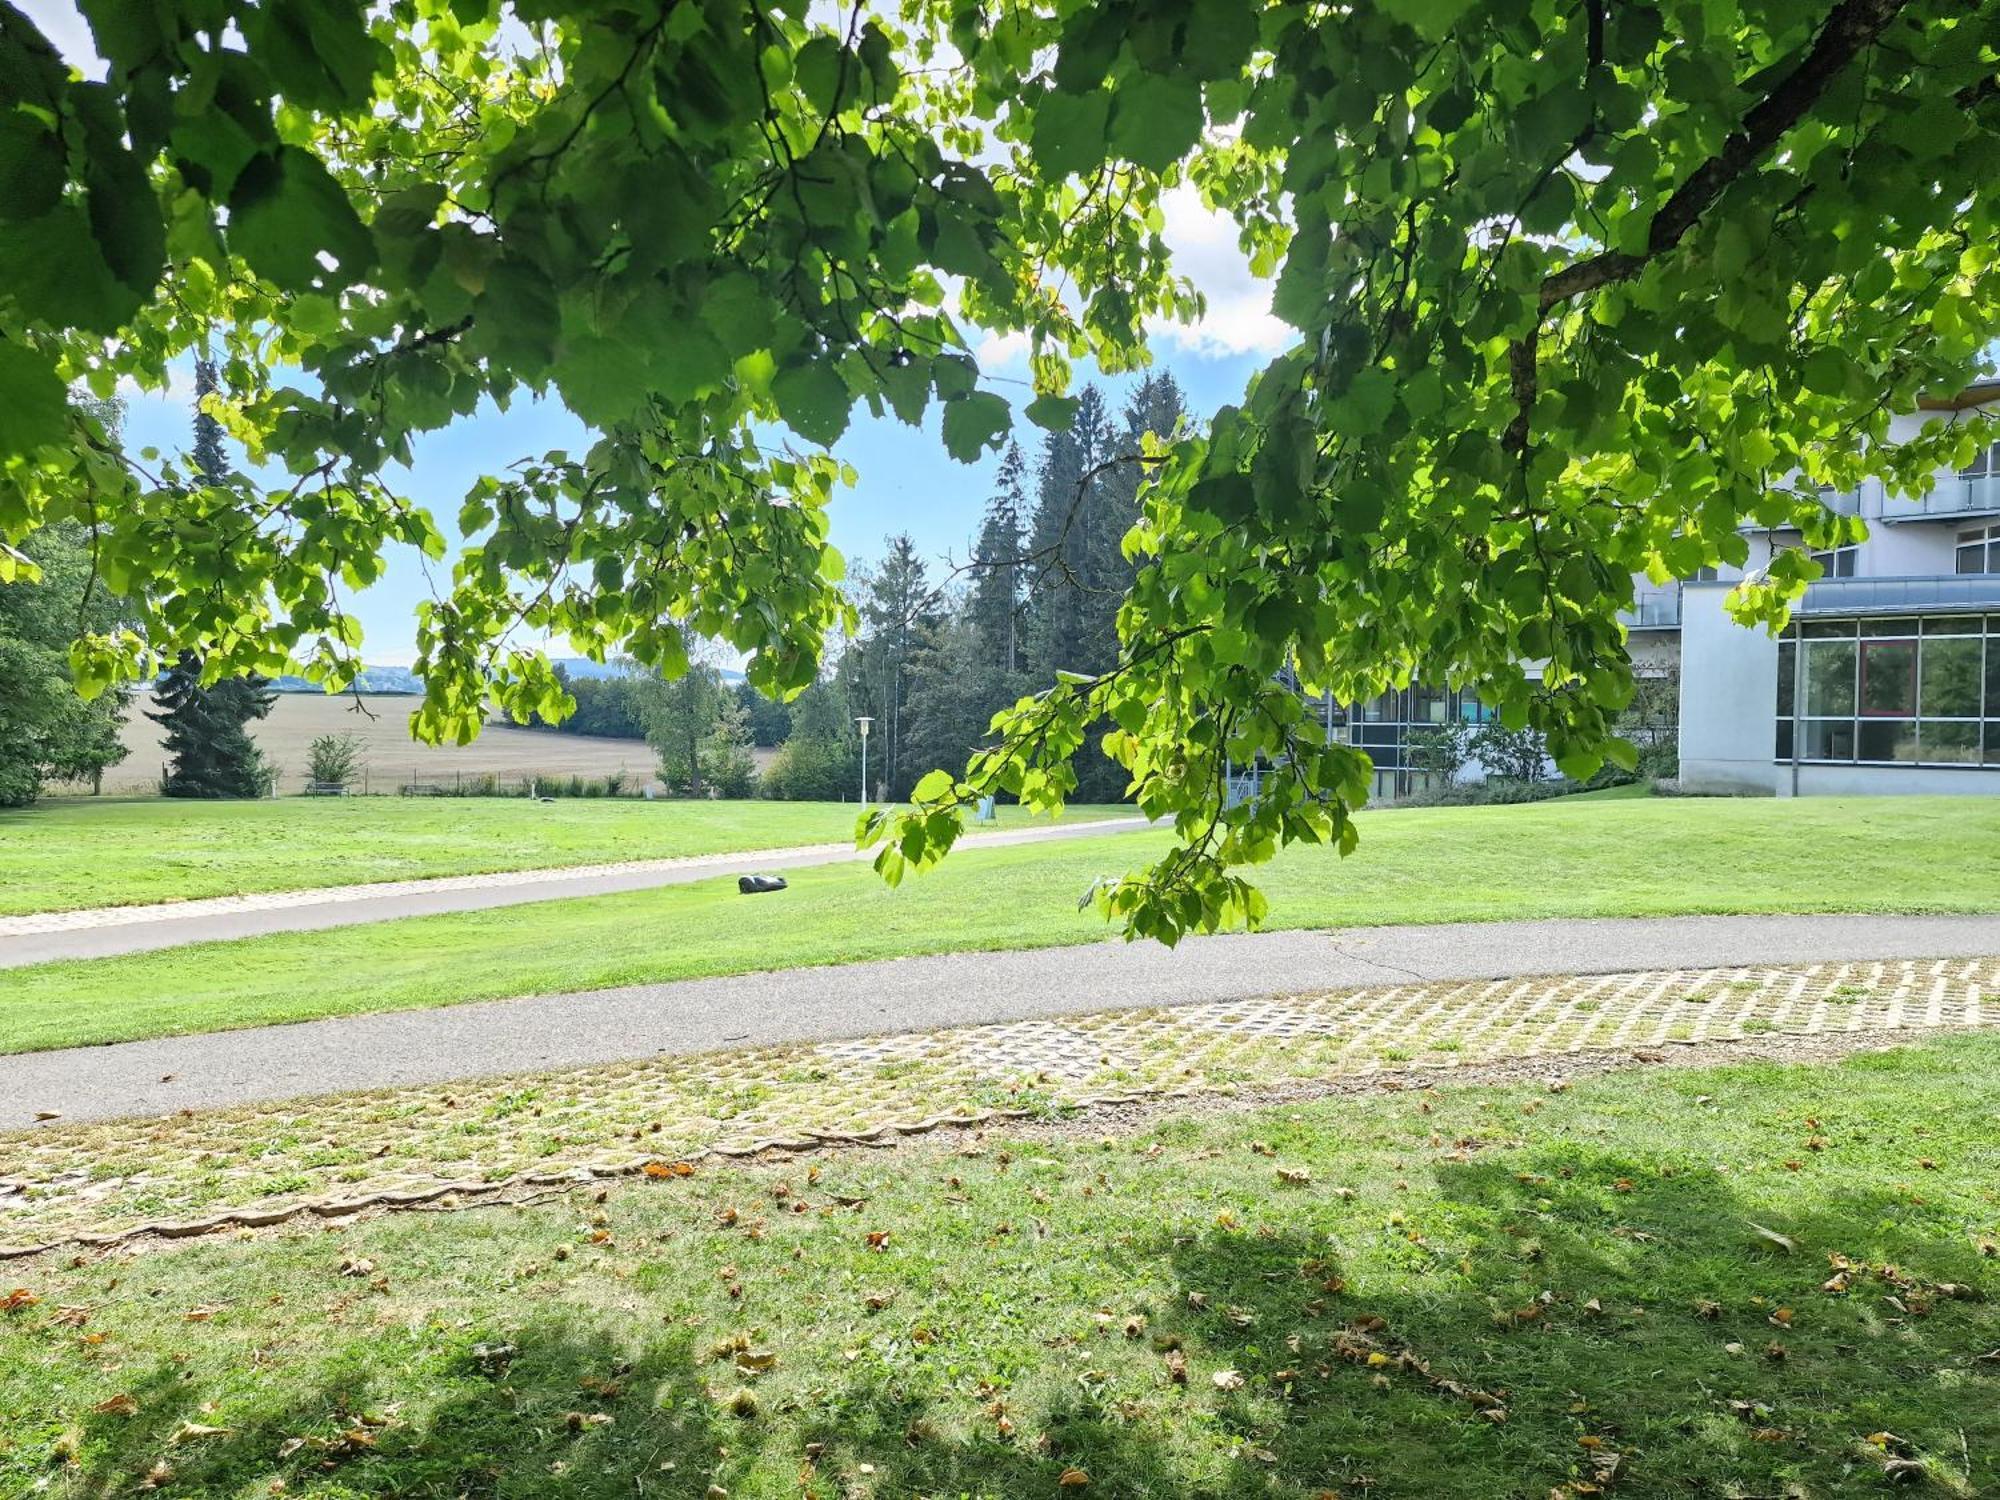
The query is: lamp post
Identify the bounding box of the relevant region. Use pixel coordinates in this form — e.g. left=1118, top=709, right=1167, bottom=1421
left=855, top=716, right=873, bottom=805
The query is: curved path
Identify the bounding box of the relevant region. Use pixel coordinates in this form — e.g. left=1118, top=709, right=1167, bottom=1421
left=6, top=911, right=2000, bottom=1129
left=0, top=816, right=1150, bottom=968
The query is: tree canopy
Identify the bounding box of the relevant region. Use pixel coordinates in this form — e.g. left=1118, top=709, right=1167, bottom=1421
left=2, top=0, right=1997, bottom=937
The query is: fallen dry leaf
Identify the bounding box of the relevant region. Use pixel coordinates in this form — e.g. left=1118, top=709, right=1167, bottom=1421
left=1058, top=1468, right=1091, bottom=1488
left=91, top=1393, right=139, bottom=1417
left=1748, top=1223, right=1797, bottom=1254
left=1212, top=1369, right=1245, bottom=1391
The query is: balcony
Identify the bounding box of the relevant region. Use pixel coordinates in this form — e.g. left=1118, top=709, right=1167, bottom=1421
left=1619, top=586, right=1682, bottom=630
left=1879, top=472, right=2000, bottom=523
left=1737, top=484, right=1866, bottom=532
left=1796, top=574, right=2000, bottom=616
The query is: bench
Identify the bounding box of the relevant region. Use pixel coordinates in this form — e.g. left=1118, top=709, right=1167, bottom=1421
left=304, top=781, right=351, bottom=797
left=399, top=782, right=448, bottom=797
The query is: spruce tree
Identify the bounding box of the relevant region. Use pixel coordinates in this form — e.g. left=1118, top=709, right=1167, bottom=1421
left=1022, top=384, right=1111, bottom=680
left=192, top=357, right=229, bottom=484
left=146, top=366, right=276, bottom=798
left=965, top=441, right=1028, bottom=675
left=148, top=651, right=276, bottom=797
left=847, top=535, right=939, bottom=800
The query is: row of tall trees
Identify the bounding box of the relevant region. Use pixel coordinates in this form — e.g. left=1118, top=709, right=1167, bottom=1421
left=496, top=375, right=1185, bottom=803
left=842, top=374, right=1187, bottom=802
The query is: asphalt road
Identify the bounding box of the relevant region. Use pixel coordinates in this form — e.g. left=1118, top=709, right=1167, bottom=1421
left=6, top=911, right=1998, bottom=1128
left=0, top=817, right=1152, bottom=968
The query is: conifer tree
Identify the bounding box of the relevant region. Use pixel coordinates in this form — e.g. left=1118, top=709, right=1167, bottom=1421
left=965, top=441, right=1028, bottom=675
left=148, top=651, right=276, bottom=798
left=146, top=368, right=275, bottom=798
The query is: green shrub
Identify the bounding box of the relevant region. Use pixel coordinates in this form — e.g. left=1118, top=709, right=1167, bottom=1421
left=760, top=736, right=857, bottom=801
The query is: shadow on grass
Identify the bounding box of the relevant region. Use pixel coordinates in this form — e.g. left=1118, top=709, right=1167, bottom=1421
left=62, top=1318, right=727, bottom=1497
left=1150, top=1153, right=1999, bottom=1497
left=49, top=1154, right=1999, bottom=1498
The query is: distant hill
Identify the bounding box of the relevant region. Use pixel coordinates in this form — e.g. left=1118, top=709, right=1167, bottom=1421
left=267, top=665, right=423, bottom=695
left=260, top=658, right=742, bottom=694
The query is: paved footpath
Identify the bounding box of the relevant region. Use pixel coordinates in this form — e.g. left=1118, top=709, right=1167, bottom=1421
left=5, top=911, right=1999, bottom=1129
left=0, top=816, right=1151, bottom=968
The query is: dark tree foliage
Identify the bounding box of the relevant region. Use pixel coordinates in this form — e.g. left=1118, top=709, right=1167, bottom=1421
left=192, top=357, right=228, bottom=484
left=760, top=682, right=860, bottom=800
left=840, top=536, right=941, bottom=799
left=561, top=676, right=649, bottom=739
left=1023, top=385, right=1115, bottom=682
left=147, top=651, right=276, bottom=798
left=735, top=680, right=793, bottom=747
left=964, top=442, right=1028, bottom=677
left=0, top=521, right=130, bottom=806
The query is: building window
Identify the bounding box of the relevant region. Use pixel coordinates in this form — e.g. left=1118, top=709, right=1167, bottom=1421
left=1808, top=545, right=1858, bottom=578
left=1692, top=566, right=1721, bottom=583
left=1776, top=617, right=1996, bottom=767
left=1959, top=525, right=1999, bottom=575
left=1958, top=442, right=2000, bottom=480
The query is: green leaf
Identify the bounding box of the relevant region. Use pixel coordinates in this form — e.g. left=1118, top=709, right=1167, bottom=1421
left=1326, top=367, right=1396, bottom=438
left=1025, top=393, right=1078, bottom=431
left=555, top=334, right=651, bottom=425
left=1380, top=0, right=1477, bottom=39
left=0, top=340, right=69, bottom=457
left=794, top=35, right=845, bottom=117
left=1030, top=88, right=1112, bottom=180
left=0, top=109, right=65, bottom=222
left=941, top=391, right=1010, bottom=461
left=240, top=0, right=387, bottom=113
left=227, top=146, right=375, bottom=292
left=772, top=361, right=851, bottom=446
left=911, top=768, right=955, bottom=802
left=1108, top=72, right=1203, bottom=174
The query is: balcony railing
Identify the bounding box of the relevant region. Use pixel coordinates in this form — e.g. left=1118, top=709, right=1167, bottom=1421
left=1879, top=472, right=2000, bottom=522
left=1619, top=587, right=1682, bottom=629
left=1796, top=574, right=2000, bottom=615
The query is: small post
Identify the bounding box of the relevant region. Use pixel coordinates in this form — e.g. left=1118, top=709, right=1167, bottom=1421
left=855, top=716, right=874, bottom=805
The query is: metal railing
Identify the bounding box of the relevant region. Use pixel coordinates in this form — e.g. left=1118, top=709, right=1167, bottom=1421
left=1796, top=574, right=2000, bottom=615
left=1879, top=473, right=2000, bottom=522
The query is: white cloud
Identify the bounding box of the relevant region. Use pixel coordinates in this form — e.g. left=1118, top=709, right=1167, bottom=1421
left=1148, top=185, right=1295, bottom=359
left=970, top=327, right=1033, bottom=372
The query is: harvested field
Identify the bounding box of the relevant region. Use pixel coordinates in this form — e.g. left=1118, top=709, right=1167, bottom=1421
left=88, top=691, right=684, bottom=796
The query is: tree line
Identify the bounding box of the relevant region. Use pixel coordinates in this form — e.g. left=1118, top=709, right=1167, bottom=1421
left=518, top=375, right=1186, bottom=801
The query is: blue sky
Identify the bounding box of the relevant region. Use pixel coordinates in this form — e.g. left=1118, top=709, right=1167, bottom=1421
left=27, top=0, right=1292, bottom=666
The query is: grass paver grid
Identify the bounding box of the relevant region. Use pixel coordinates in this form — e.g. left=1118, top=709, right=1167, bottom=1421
left=3, top=956, right=1993, bottom=1253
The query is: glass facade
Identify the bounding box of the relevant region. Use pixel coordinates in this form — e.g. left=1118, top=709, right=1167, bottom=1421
left=1775, top=615, right=2000, bottom=766
left=1345, top=686, right=1494, bottom=778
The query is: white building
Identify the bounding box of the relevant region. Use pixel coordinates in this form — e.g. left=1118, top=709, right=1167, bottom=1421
left=1641, top=383, right=2000, bottom=796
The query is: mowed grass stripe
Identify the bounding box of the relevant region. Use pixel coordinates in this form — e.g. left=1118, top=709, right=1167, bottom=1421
left=2, top=796, right=1998, bottom=1054
left=0, top=797, right=1131, bottom=916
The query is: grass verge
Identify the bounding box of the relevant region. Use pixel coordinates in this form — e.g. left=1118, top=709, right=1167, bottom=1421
left=3, top=1034, right=1995, bottom=1497
left=0, top=798, right=1131, bottom=916
left=4, top=795, right=2000, bottom=1053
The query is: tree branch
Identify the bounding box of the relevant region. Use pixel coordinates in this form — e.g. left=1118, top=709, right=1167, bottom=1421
left=1539, top=0, right=1910, bottom=313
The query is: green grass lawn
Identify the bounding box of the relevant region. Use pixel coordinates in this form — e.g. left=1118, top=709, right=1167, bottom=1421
left=4, top=1036, right=1995, bottom=1497
left=4, top=796, right=1999, bottom=1054
left=0, top=797, right=1132, bottom=915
